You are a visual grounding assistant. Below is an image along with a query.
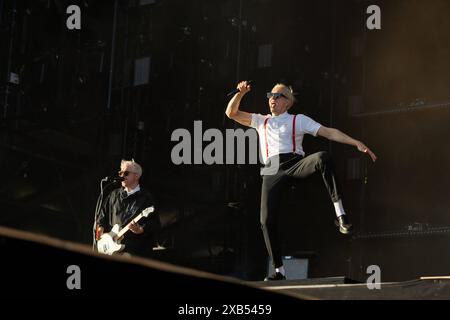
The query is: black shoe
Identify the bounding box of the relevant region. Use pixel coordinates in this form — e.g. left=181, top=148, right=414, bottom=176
left=335, top=215, right=353, bottom=235
left=264, top=272, right=286, bottom=281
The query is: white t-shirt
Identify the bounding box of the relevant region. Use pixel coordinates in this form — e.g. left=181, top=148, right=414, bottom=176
left=125, top=185, right=141, bottom=196
left=250, top=112, right=321, bottom=164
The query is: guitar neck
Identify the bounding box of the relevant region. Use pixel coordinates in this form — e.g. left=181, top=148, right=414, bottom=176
left=117, top=213, right=145, bottom=238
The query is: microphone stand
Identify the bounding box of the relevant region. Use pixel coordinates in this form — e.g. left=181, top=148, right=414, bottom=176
left=92, top=178, right=120, bottom=250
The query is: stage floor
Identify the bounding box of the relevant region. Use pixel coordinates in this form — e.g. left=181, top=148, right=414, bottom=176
left=251, top=276, right=450, bottom=300
left=2, top=226, right=450, bottom=300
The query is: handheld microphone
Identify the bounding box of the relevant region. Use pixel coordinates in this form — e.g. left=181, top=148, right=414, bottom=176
left=227, top=80, right=252, bottom=97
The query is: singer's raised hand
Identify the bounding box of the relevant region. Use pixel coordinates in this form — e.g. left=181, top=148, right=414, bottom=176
left=225, top=80, right=253, bottom=127
left=237, top=81, right=251, bottom=95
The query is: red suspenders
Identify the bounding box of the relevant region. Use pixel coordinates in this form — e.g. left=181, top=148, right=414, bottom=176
left=264, top=118, right=270, bottom=159
left=264, top=114, right=298, bottom=159
left=292, top=115, right=297, bottom=152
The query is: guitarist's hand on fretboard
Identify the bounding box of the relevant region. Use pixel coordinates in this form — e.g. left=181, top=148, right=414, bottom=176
left=129, top=221, right=144, bottom=234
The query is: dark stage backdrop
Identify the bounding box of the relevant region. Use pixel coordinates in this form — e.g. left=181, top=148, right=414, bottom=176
left=1, top=0, right=449, bottom=282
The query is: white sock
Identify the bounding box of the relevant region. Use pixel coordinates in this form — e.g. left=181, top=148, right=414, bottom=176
left=275, top=266, right=285, bottom=275
left=333, top=200, right=346, bottom=218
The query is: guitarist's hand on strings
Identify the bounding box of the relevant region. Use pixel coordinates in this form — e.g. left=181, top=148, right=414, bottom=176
left=95, top=226, right=104, bottom=240
left=129, top=221, right=144, bottom=234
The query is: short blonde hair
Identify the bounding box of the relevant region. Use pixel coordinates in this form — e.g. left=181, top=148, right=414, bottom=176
left=120, top=159, right=142, bottom=176
left=273, top=83, right=297, bottom=109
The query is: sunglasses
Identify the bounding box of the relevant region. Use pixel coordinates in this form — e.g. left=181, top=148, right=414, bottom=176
left=118, top=170, right=136, bottom=177
left=266, top=92, right=287, bottom=100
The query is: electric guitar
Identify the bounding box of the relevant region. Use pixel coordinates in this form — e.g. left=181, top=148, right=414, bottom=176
left=97, top=206, right=155, bottom=255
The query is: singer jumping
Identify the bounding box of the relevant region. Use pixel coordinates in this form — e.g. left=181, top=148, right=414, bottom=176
left=225, top=81, right=377, bottom=281
left=96, top=159, right=160, bottom=257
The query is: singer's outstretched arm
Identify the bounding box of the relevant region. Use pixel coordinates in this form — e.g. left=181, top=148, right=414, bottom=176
left=317, top=126, right=377, bottom=162
left=225, top=81, right=252, bottom=127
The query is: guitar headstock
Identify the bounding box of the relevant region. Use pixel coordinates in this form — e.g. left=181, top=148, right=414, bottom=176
left=142, top=206, right=155, bottom=217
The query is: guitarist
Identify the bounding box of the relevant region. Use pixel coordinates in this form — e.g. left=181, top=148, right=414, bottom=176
left=96, top=159, right=160, bottom=257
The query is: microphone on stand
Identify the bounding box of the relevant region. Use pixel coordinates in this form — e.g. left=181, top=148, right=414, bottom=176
left=103, top=176, right=124, bottom=182
left=227, top=80, right=252, bottom=97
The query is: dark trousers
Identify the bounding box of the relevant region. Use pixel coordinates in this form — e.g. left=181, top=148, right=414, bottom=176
left=260, top=152, right=342, bottom=268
